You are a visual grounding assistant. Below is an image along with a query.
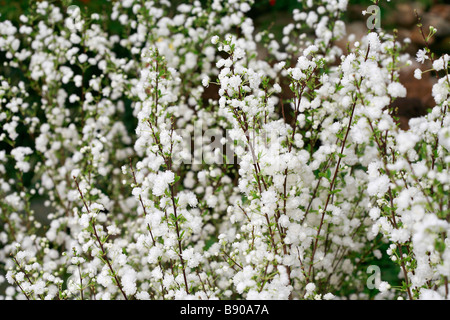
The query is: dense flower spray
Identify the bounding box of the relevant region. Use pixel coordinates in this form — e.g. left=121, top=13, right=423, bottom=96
left=0, top=0, right=449, bottom=300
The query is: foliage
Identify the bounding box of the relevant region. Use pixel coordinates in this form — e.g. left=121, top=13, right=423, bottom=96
left=0, top=0, right=449, bottom=300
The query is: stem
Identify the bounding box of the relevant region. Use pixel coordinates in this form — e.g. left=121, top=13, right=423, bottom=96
left=308, top=97, right=358, bottom=279
left=12, top=256, right=45, bottom=300
left=78, top=264, right=84, bottom=300
left=73, top=177, right=129, bottom=300
left=13, top=278, right=30, bottom=300
left=129, top=157, right=156, bottom=245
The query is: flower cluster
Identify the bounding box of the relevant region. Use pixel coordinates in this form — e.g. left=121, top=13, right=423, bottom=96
left=0, top=0, right=449, bottom=300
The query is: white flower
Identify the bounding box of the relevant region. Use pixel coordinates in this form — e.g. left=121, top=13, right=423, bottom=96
left=240, top=3, right=251, bottom=12
left=432, top=58, right=444, bottom=71
left=107, top=225, right=120, bottom=235
left=202, top=76, right=209, bottom=87
left=378, top=281, right=391, bottom=293
left=366, top=32, right=380, bottom=52
left=121, top=268, right=137, bottom=296
left=273, top=83, right=282, bottom=93
left=415, top=49, right=428, bottom=64
left=78, top=53, right=88, bottom=64
left=305, top=283, right=316, bottom=292
left=323, top=293, right=335, bottom=300
left=367, top=175, right=390, bottom=197
left=136, top=291, right=150, bottom=300
left=290, top=67, right=304, bottom=81
left=369, top=207, right=381, bottom=220
left=419, top=289, right=444, bottom=300
left=414, top=68, right=422, bottom=80
left=303, top=45, right=318, bottom=57
left=11, top=146, right=33, bottom=172
left=397, top=131, right=419, bottom=153
left=387, top=82, right=407, bottom=98
left=211, top=35, right=219, bottom=45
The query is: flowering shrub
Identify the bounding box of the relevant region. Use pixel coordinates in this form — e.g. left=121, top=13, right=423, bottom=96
left=0, top=0, right=449, bottom=300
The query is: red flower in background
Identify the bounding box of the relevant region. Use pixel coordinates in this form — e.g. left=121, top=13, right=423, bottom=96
left=269, top=0, right=276, bottom=6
